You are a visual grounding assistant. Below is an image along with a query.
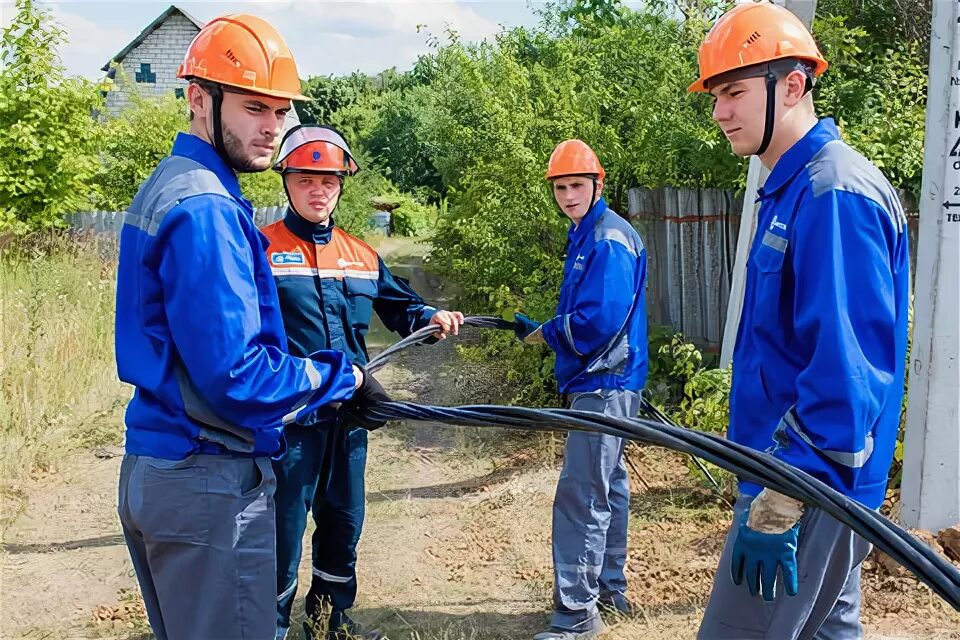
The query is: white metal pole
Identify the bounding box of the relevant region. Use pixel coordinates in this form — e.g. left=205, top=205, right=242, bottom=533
left=901, top=0, right=960, bottom=531
left=719, top=158, right=766, bottom=367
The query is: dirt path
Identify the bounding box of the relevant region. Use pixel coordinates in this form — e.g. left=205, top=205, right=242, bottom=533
left=2, top=238, right=959, bottom=639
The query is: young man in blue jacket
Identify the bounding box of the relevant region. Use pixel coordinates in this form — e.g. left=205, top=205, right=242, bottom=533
left=262, top=124, right=464, bottom=640
left=515, top=140, right=648, bottom=640
left=114, top=16, right=388, bottom=640
left=688, top=3, right=910, bottom=638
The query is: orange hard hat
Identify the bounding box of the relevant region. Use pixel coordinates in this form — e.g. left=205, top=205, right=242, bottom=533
left=688, top=1, right=828, bottom=93
left=274, top=125, right=360, bottom=176
left=178, top=13, right=309, bottom=101
left=546, top=139, right=606, bottom=182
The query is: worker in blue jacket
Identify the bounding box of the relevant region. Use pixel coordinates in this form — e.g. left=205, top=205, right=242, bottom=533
left=114, top=16, right=389, bottom=640
left=688, top=4, right=910, bottom=639
left=515, top=139, right=648, bottom=640
left=262, top=124, right=464, bottom=640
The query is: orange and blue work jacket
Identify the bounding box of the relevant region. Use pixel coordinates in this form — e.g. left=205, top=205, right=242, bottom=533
left=261, top=210, right=437, bottom=423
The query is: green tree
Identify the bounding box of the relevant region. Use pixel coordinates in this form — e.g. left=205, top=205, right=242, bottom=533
left=296, top=74, right=365, bottom=125
left=295, top=71, right=411, bottom=128
left=0, top=0, right=101, bottom=233
left=365, top=86, right=443, bottom=198
left=817, top=0, right=930, bottom=54
left=814, top=13, right=927, bottom=194
left=239, top=171, right=286, bottom=209
left=557, top=0, right=628, bottom=32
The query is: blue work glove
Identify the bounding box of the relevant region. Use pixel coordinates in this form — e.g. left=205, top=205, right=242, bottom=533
left=730, top=505, right=801, bottom=602
left=513, top=312, right=542, bottom=342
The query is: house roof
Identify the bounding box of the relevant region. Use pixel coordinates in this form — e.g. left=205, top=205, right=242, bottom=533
left=101, top=5, right=204, bottom=72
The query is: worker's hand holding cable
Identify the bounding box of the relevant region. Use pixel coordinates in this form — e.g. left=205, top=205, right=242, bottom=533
left=514, top=312, right=545, bottom=344
left=429, top=310, right=465, bottom=338
left=731, top=488, right=805, bottom=601
left=341, top=366, right=393, bottom=430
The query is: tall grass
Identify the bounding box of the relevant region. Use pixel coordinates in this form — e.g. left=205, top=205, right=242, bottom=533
left=0, top=233, right=126, bottom=503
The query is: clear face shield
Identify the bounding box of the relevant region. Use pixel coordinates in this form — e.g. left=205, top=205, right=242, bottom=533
left=274, top=125, right=360, bottom=176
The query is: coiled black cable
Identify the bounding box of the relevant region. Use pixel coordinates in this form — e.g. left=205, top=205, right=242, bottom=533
left=363, top=316, right=960, bottom=610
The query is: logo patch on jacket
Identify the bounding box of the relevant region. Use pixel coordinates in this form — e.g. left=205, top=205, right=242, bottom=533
left=769, top=215, right=788, bottom=232
left=271, top=251, right=306, bottom=266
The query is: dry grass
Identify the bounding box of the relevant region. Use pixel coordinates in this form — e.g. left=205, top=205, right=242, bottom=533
left=0, top=233, right=126, bottom=513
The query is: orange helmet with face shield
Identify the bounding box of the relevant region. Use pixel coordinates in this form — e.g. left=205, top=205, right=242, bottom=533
left=274, top=125, right=360, bottom=176
left=546, top=139, right=606, bottom=183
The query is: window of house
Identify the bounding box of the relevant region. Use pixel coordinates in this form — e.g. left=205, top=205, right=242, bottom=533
left=135, top=63, right=156, bottom=84
left=174, top=88, right=184, bottom=99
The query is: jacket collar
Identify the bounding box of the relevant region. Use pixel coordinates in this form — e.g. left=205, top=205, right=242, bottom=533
left=283, top=207, right=335, bottom=245
left=569, top=197, right=608, bottom=248
left=170, top=133, right=245, bottom=203
left=759, top=118, right=840, bottom=200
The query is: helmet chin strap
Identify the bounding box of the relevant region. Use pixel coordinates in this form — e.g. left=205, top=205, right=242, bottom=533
left=755, top=67, right=778, bottom=157
left=204, top=82, right=266, bottom=174
left=205, top=83, right=232, bottom=169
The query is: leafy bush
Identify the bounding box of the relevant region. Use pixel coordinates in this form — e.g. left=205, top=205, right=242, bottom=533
left=334, top=156, right=395, bottom=237
left=814, top=15, right=927, bottom=195
left=643, top=327, right=733, bottom=488
left=365, top=86, right=444, bottom=199
left=645, top=326, right=705, bottom=409
left=239, top=171, right=286, bottom=209
left=371, top=192, right=438, bottom=237
left=0, top=0, right=100, bottom=233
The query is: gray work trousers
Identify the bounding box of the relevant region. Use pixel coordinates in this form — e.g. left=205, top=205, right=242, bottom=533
left=549, top=389, right=642, bottom=632
left=118, top=453, right=278, bottom=640
left=698, top=493, right=872, bottom=640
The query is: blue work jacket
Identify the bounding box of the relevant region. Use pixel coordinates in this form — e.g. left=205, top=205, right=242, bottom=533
left=730, top=118, right=910, bottom=508
left=542, top=198, right=648, bottom=394
left=115, top=133, right=357, bottom=460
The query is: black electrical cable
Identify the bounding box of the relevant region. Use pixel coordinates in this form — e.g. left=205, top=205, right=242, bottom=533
left=368, top=316, right=723, bottom=491
left=365, top=316, right=512, bottom=374
left=362, top=316, right=960, bottom=610
left=366, top=401, right=960, bottom=609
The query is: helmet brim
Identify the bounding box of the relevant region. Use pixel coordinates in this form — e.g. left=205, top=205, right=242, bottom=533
left=179, top=73, right=310, bottom=101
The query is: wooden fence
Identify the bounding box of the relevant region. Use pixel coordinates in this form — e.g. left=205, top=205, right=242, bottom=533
left=626, top=187, right=918, bottom=351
